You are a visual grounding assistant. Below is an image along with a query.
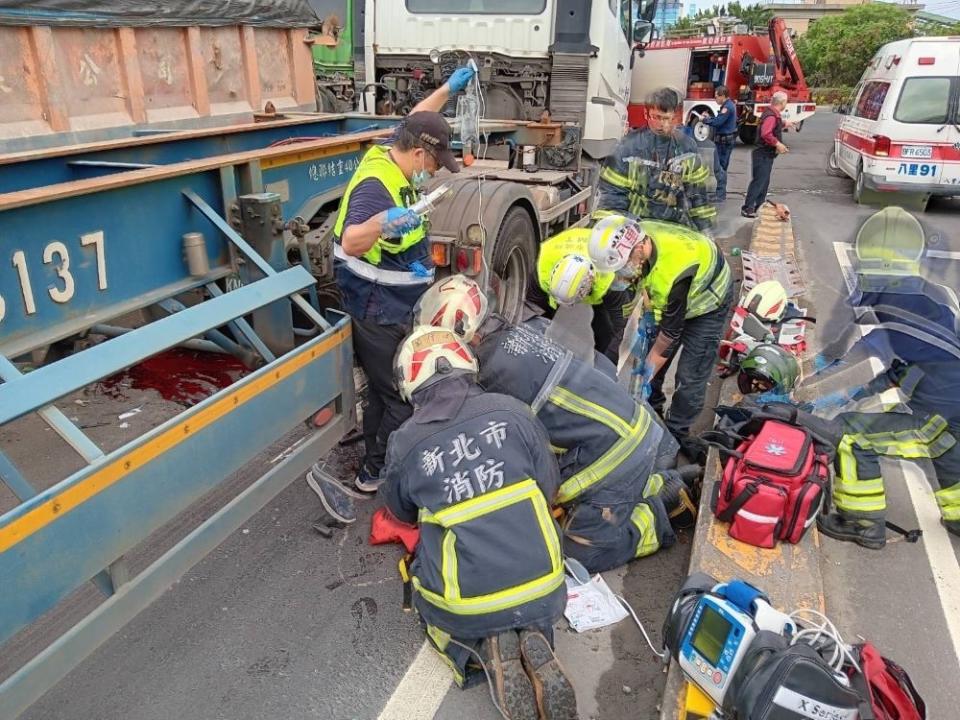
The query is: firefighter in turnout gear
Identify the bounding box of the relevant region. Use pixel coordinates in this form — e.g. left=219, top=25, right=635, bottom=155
left=597, top=87, right=717, bottom=232
left=527, top=214, right=646, bottom=363
left=382, top=327, right=576, bottom=720
left=806, top=208, right=960, bottom=547
left=635, top=220, right=734, bottom=455
left=416, top=277, right=698, bottom=574
left=329, top=64, right=474, bottom=496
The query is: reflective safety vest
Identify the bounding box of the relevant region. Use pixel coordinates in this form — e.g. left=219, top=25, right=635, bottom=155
left=642, top=220, right=732, bottom=321
left=332, top=145, right=433, bottom=323
left=474, top=317, right=663, bottom=505
left=333, top=145, right=426, bottom=265
left=536, top=228, right=615, bottom=308
left=382, top=381, right=566, bottom=639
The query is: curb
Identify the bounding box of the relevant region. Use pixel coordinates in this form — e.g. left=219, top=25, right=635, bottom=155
left=659, top=204, right=825, bottom=720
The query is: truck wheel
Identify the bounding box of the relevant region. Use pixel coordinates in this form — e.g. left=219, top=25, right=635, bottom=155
left=490, top=206, right=537, bottom=323
left=738, top=125, right=757, bottom=145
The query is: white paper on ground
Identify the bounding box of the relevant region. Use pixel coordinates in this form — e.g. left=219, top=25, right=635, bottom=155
left=563, top=574, right=628, bottom=632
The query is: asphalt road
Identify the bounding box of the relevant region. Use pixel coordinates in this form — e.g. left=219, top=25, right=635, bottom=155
left=11, top=111, right=960, bottom=720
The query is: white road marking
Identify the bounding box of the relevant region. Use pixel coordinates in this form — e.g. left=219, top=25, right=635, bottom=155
left=831, top=240, right=960, bottom=671
left=376, top=641, right=452, bottom=720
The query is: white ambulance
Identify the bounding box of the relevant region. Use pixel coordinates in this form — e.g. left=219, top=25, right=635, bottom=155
left=832, top=37, right=960, bottom=209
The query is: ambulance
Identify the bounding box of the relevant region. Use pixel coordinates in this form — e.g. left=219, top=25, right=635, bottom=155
left=832, top=37, right=960, bottom=209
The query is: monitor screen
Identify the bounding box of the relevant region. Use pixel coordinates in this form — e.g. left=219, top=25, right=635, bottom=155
left=692, top=605, right=730, bottom=666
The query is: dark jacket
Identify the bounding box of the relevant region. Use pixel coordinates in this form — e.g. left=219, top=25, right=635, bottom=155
left=598, top=128, right=717, bottom=231
left=382, top=375, right=566, bottom=639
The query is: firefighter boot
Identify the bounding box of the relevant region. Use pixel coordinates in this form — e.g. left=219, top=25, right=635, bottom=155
left=518, top=630, right=578, bottom=720
left=480, top=631, right=538, bottom=720
left=659, top=470, right=699, bottom=528
left=817, top=512, right=886, bottom=550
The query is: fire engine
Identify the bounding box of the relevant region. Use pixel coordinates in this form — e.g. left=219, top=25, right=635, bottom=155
left=629, top=17, right=815, bottom=144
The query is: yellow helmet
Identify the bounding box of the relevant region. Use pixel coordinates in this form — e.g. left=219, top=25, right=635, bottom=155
left=587, top=214, right=645, bottom=272
left=742, top=280, right=788, bottom=322
left=394, top=326, right=479, bottom=402
left=548, top=254, right=595, bottom=305
left=413, top=275, right=490, bottom=342
left=855, top=207, right=924, bottom=277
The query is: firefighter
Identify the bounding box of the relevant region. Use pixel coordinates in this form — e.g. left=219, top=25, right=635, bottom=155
left=415, top=276, right=698, bottom=574
left=806, top=208, right=960, bottom=547
left=326, top=64, right=475, bottom=496
left=635, top=220, right=733, bottom=458
left=597, top=87, right=717, bottom=233
left=702, top=85, right=737, bottom=203
left=384, top=326, right=575, bottom=720
left=526, top=214, right=645, bottom=363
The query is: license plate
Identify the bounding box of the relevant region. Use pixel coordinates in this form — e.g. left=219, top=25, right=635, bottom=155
left=901, top=145, right=933, bottom=159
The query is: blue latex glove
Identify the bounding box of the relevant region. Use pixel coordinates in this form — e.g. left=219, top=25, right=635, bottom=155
left=808, top=390, right=852, bottom=413
left=447, top=66, right=476, bottom=94
left=640, top=311, right=657, bottom=340
left=634, top=360, right=656, bottom=402
left=409, top=260, right=432, bottom=278
left=382, top=207, right=422, bottom=238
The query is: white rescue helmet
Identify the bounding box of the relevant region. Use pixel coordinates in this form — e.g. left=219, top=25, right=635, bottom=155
left=742, top=280, right=788, bottom=322
left=587, top=214, right=645, bottom=272
left=549, top=254, right=596, bottom=306
left=394, top=326, right=479, bottom=402
left=414, top=274, right=490, bottom=342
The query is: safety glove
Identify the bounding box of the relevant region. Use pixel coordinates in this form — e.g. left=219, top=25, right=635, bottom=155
left=382, top=207, right=422, bottom=238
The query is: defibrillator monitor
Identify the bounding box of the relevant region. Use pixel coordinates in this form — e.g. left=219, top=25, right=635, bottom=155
left=678, top=595, right=757, bottom=705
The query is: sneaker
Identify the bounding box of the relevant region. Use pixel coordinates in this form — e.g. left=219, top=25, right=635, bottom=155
left=480, top=632, right=538, bottom=720
left=741, top=208, right=757, bottom=219
left=305, top=468, right=357, bottom=524
left=519, top=630, right=578, bottom=720
left=355, top=465, right=384, bottom=494
left=309, top=462, right=368, bottom=499
left=817, top=512, right=885, bottom=550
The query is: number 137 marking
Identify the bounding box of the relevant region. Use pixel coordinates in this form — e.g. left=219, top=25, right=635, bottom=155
left=0, top=231, right=107, bottom=324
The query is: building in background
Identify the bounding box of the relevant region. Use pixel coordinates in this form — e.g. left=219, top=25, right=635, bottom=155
left=761, top=0, right=925, bottom=34
left=655, top=0, right=684, bottom=34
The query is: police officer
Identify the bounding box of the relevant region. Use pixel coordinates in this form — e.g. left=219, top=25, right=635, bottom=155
left=703, top=86, right=737, bottom=203
left=329, top=65, right=475, bottom=495
left=598, top=87, right=717, bottom=233
left=415, top=276, right=697, bottom=573
left=806, top=208, right=960, bottom=547
left=384, top=327, right=575, bottom=720
left=526, top=214, right=645, bottom=363
left=635, top=220, right=733, bottom=458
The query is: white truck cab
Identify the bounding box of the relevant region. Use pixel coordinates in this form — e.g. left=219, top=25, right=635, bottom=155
left=834, top=36, right=960, bottom=208
left=364, top=0, right=642, bottom=158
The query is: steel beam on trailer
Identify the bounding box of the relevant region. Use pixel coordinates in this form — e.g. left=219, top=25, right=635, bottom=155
left=0, top=267, right=315, bottom=426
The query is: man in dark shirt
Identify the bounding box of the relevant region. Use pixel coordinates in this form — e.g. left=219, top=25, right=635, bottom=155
left=703, top=86, right=737, bottom=202
left=326, top=64, right=476, bottom=496
left=742, top=91, right=789, bottom=218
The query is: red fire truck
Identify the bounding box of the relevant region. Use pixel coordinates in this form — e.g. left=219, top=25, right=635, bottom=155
left=629, top=17, right=815, bottom=144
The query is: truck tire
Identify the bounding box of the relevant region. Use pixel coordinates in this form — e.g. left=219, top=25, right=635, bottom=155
left=490, top=206, right=537, bottom=323
left=738, top=125, right=757, bottom=145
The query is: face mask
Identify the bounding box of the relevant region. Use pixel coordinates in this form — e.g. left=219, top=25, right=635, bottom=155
left=412, top=152, right=431, bottom=188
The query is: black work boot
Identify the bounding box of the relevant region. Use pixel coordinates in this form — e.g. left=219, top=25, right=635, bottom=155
left=659, top=470, right=699, bottom=528
left=480, top=632, right=538, bottom=720
left=817, top=512, right=886, bottom=550
left=518, top=630, right=578, bottom=720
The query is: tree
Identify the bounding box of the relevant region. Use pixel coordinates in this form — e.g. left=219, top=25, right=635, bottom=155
left=726, top=1, right=773, bottom=30
left=794, top=3, right=914, bottom=87
left=664, top=3, right=772, bottom=37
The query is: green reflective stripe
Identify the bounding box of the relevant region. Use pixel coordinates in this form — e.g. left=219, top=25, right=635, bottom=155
left=855, top=414, right=947, bottom=446
left=935, top=484, right=960, bottom=520
left=631, top=503, right=661, bottom=558
left=601, top=166, right=632, bottom=190
left=424, top=480, right=540, bottom=527
left=684, top=164, right=710, bottom=184
left=549, top=386, right=632, bottom=437
left=442, top=530, right=460, bottom=600
left=556, top=408, right=652, bottom=504
left=426, top=624, right=451, bottom=653
left=835, top=475, right=884, bottom=496
left=413, top=569, right=565, bottom=616
left=689, top=204, right=718, bottom=218
left=834, top=491, right=886, bottom=514
left=549, top=443, right=567, bottom=455
left=644, top=473, right=664, bottom=498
